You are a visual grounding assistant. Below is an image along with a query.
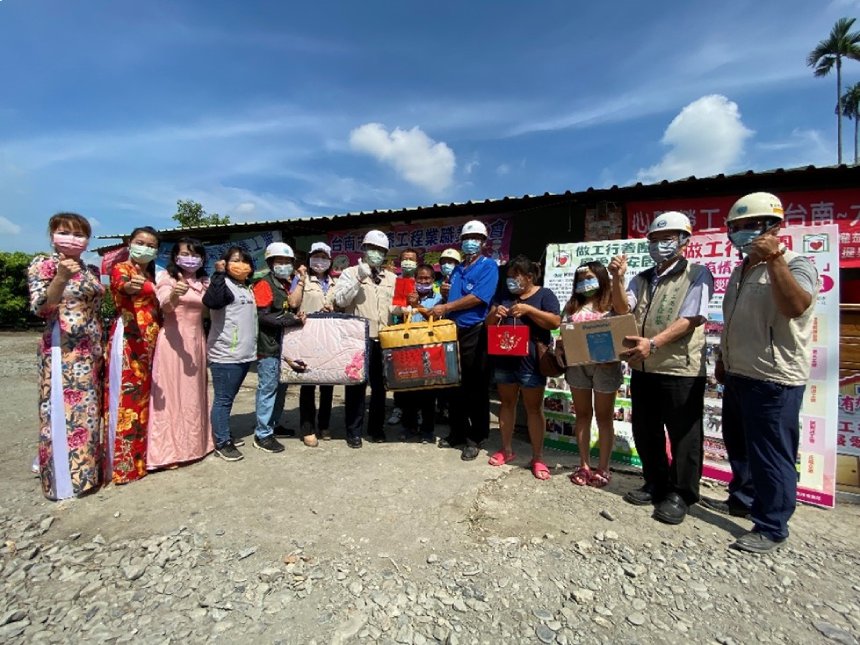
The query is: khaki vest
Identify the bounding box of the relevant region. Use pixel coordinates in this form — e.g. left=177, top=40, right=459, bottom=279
left=299, top=275, right=336, bottom=314
left=335, top=265, right=396, bottom=338
left=721, top=250, right=818, bottom=386
left=630, top=259, right=707, bottom=377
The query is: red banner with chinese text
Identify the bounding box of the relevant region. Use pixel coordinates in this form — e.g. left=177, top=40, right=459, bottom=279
left=626, top=189, right=860, bottom=267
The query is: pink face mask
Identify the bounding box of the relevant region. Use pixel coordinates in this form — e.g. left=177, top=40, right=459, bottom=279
left=52, top=233, right=89, bottom=256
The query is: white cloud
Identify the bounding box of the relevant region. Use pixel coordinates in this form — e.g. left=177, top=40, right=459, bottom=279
left=234, top=202, right=256, bottom=216
left=495, top=163, right=511, bottom=176
left=349, top=123, right=456, bottom=194
left=636, top=95, right=753, bottom=183
left=0, top=216, right=21, bottom=235
left=88, top=216, right=101, bottom=228
left=464, top=160, right=480, bottom=175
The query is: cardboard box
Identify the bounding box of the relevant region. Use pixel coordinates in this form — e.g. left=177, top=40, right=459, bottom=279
left=560, top=314, right=638, bottom=366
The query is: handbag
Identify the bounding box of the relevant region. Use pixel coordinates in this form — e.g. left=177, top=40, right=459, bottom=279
left=487, top=318, right=530, bottom=357
left=378, top=313, right=461, bottom=391
left=535, top=339, right=565, bottom=377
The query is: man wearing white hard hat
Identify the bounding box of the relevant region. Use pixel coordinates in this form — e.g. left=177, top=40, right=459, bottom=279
left=332, top=229, right=397, bottom=448
left=252, top=242, right=307, bottom=453
left=705, top=192, right=818, bottom=554
left=621, top=211, right=714, bottom=525
left=438, top=248, right=461, bottom=301
left=430, top=220, right=499, bottom=461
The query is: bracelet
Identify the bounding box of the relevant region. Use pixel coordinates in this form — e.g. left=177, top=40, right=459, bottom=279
left=764, top=248, right=786, bottom=263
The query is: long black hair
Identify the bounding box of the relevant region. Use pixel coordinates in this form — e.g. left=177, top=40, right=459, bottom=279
left=166, top=237, right=207, bottom=280
left=564, top=260, right=611, bottom=316
left=128, top=226, right=160, bottom=278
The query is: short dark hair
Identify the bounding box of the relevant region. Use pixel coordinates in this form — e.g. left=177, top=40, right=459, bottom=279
left=48, top=212, right=91, bottom=238
left=415, top=263, right=435, bottom=276
left=222, top=245, right=254, bottom=272
left=167, top=237, right=207, bottom=280
left=400, top=247, right=420, bottom=260
left=507, top=254, right=541, bottom=282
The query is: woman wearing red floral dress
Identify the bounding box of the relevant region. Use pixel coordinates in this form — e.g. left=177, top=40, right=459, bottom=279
left=27, top=213, right=104, bottom=500
left=104, top=226, right=161, bottom=484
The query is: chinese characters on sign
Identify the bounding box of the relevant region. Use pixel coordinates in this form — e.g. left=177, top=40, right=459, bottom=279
left=626, top=189, right=860, bottom=267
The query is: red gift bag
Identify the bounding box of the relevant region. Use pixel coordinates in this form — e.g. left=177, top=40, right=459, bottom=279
left=392, top=277, right=415, bottom=306
left=487, top=320, right=530, bottom=357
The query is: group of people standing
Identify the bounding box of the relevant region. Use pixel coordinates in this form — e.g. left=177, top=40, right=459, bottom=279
left=28, top=192, right=818, bottom=554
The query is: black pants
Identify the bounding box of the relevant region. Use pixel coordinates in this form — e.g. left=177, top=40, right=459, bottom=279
left=400, top=389, right=437, bottom=435
left=299, top=385, right=333, bottom=434
left=448, top=323, right=491, bottom=445
left=344, top=340, right=385, bottom=440
left=630, top=370, right=706, bottom=505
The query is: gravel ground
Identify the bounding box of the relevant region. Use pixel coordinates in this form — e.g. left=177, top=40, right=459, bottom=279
left=1, top=331, right=859, bottom=644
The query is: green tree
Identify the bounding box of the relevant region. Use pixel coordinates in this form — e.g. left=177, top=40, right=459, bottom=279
left=807, top=17, right=860, bottom=165
left=172, top=199, right=231, bottom=228
left=839, top=81, right=860, bottom=165
left=0, top=251, right=36, bottom=327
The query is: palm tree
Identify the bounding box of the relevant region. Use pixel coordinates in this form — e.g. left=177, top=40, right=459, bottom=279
left=807, top=17, right=860, bottom=164
left=840, top=82, right=860, bottom=165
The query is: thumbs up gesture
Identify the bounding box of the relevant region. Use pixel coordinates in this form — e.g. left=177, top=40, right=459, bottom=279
left=172, top=274, right=189, bottom=298
left=608, top=254, right=627, bottom=278
left=124, top=273, right=146, bottom=294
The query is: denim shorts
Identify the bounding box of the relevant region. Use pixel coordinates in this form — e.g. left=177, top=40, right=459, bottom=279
left=494, top=367, right=546, bottom=389
left=565, top=362, right=623, bottom=394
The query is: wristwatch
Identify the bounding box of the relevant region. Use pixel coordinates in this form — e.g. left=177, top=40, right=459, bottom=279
left=649, top=339, right=658, bottom=355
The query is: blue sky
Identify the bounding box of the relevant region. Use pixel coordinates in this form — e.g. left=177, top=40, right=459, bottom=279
left=1, top=0, right=859, bottom=253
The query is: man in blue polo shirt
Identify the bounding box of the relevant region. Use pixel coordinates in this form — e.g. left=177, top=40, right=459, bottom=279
left=431, top=220, right=499, bottom=460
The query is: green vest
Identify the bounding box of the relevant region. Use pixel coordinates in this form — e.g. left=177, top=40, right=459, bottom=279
left=257, top=273, right=291, bottom=359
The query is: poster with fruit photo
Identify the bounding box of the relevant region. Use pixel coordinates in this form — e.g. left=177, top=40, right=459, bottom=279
left=543, top=225, right=839, bottom=508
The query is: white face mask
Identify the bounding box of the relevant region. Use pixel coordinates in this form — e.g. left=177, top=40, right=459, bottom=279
left=272, top=264, right=294, bottom=279
left=648, top=239, right=679, bottom=264
left=310, top=258, right=331, bottom=273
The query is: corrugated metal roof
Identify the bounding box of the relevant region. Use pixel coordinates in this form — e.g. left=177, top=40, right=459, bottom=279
left=97, top=163, right=858, bottom=240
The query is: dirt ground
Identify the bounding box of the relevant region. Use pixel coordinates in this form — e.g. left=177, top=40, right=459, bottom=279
left=1, top=331, right=859, bottom=644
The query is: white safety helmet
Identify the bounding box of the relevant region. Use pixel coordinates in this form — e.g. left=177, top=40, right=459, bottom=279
left=309, top=241, right=332, bottom=257
left=460, top=220, right=488, bottom=239
left=361, top=230, right=390, bottom=250
left=726, top=192, right=785, bottom=226
left=264, top=242, right=294, bottom=259
left=439, top=248, right=462, bottom=263
left=647, top=211, right=692, bottom=239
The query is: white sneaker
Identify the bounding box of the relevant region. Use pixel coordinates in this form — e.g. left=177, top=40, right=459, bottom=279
left=387, top=408, right=402, bottom=425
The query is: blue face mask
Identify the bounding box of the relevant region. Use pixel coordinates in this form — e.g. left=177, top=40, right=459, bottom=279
left=728, top=228, right=764, bottom=254
left=575, top=278, right=599, bottom=295
left=506, top=277, right=525, bottom=295
left=461, top=239, right=482, bottom=256
left=273, top=264, right=293, bottom=279
left=440, top=263, right=455, bottom=277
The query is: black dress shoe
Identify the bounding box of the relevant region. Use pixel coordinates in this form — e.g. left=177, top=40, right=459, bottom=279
left=346, top=436, right=363, bottom=449
left=653, top=492, right=688, bottom=525
left=700, top=496, right=751, bottom=518
left=623, top=485, right=654, bottom=506
left=460, top=443, right=481, bottom=461
left=439, top=434, right=466, bottom=448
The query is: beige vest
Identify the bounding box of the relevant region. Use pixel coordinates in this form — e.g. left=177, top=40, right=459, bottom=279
left=631, top=260, right=707, bottom=377
left=721, top=250, right=818, bottom=387
left=333, top=265, right=396, bottom=338
left=299, top=275, right=336, bottom=314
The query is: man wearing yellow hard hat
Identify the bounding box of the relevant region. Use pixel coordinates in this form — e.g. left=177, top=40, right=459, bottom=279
left=705, top=192, right=819, bottom=554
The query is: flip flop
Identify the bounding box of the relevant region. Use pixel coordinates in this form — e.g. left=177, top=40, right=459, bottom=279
left=530, top=460, right=551, bottom=480
left=569, top=465, right=591, bottom=486
left=488, top=451, right=516, bottom=466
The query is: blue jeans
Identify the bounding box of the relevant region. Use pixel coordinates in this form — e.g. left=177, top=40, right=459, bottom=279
left=722, top=373, right=804, bottom=541
left=210, top=362, right=252, bottom=448
left=255, top=356, right=288, bottom=440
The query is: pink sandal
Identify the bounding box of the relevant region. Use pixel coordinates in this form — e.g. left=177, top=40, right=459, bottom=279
left=488, top=451, right=516, bottom=467
left=589, top=468, right=612, bottom=488
left=530, top=460, right=551, bottom=480
left=569, top=465, right=591, bottom=486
